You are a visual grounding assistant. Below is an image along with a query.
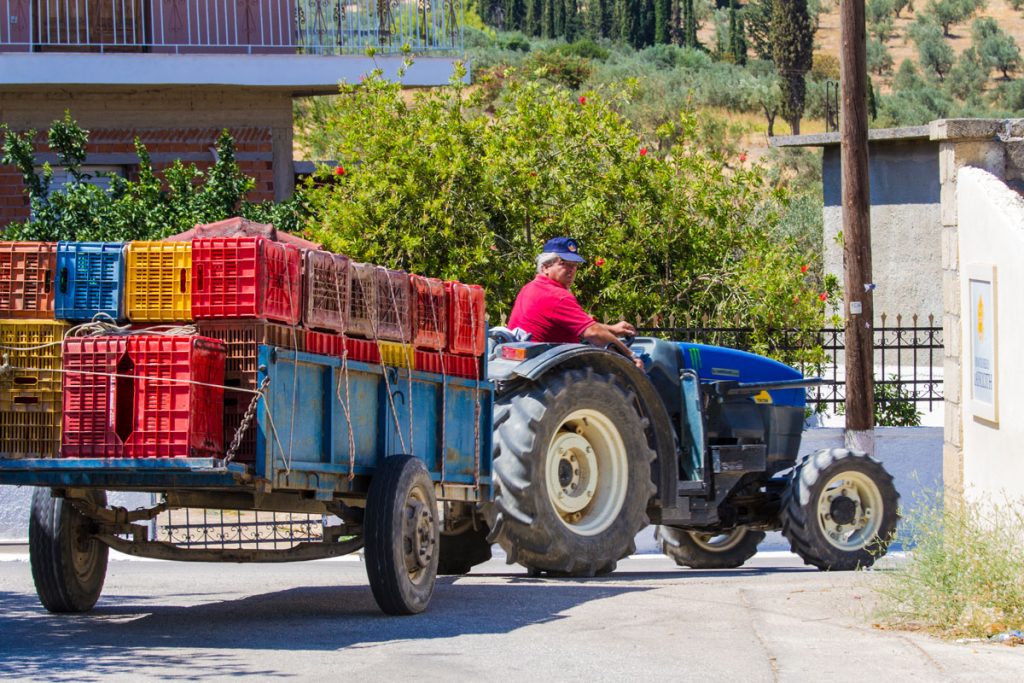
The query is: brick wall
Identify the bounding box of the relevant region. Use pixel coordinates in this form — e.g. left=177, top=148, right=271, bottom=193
left=0, top=126, right=276, bottom=228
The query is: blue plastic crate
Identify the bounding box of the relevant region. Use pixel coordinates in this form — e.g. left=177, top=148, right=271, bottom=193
left=55, top=242, right=127, bottom=321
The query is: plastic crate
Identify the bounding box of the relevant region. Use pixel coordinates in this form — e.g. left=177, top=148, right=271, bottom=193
left=303, top=250, right=350, bottom=333
left=61, top=336, right=129, bottom=458
left=306, top=331, right=345, bottom=357
left=55, top=242, right=127, bottom=321
left=0, top=242, right=57, bottom=318
left=192, top=237, right=302, bottom=324
left=125, top=335, right=225, bottom=458
left=196, top=321, right=306, bottom=462
left=414, top=350, right=480, bottom=380
left=379, top=341, right=414, bottom=369
left=0, top=409, right=61, bottom=458
left=375, top=267, right=412, bottom=342
left=343, top=336, right=381, bottom=364
left=125, top=241, right=192, bottom=322
left=346, top=262, right=377, bottom=339
left=410, top=275, right=447, bottom=350
left=445, top=281, right=486, bottom=356
left=0, top=320, right=68, bottom=412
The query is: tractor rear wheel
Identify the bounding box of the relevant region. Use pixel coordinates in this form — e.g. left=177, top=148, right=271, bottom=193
left=29, top=488, right=108, bottom=613
left=655, top=525, right=765, bottom=569
left=436, top=523, right=492, bottom=576
left=781, top=448, right=900, bottom=570
left=489, top=368, right=656, bottom=576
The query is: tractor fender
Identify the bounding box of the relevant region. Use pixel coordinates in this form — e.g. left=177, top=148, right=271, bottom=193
left=503, top=344, right=678, bottom=510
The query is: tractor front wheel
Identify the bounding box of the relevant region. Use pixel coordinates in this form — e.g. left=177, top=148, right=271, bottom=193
left=655, top=525, right=765, bottom=569
left=781, top=448, right=900, bottom=570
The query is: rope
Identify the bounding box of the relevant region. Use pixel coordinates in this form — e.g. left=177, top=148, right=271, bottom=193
left=372, top=267, right=409, bottom=456
left=329, top=260, right=357, bottom=481
left=468, top=285, right=483, bottom=486
left=383, top=267, right=415, bottom=457
left=427, top=282, right=448, bottom=483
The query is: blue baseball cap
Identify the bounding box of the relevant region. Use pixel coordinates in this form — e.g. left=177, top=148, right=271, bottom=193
left=542, top=237, right=586, bottom=263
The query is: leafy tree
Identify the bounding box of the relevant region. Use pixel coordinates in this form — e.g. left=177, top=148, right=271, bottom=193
left=923, top=0, right=986, bottom=38
left=654, top=0, right=672, bottom=44
left=867, top=0, right=894, bottom=26
left=682, top=0, right=700, bottom=49
left=300, top=66, right=828, bottom=352
left=0, top=113, right=280, bottom=241
left=972, top=16, right=1021, bottom=79
left=893, top=0, right=915, bottom=18
left=743, top=72, right=784, bottom=136
left=744, top=0, right=774, bottom=60
left=729, top=0, right=748, bottom=65
left=876, top=59, right=954, bottom=125
left=991, top=77, right=1024, bottom=111
left=868, top=36, right=895, bottom=76
left=771, top=0, right=815, bottom=134
left=946, top=46, right=989, bottom=100
left=909, top=18, right=955, bottom=80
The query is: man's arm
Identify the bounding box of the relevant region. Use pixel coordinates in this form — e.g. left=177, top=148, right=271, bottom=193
left=581, top=322, right=643, bottom=369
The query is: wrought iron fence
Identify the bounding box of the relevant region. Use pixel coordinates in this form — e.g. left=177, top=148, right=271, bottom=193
left=0, top=0, right=462, bottom=54
left=640, top=313, right=944, bottom=413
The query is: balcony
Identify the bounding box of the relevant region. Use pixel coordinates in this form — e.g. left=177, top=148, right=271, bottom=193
left=0, top=0, right=465, bottom=89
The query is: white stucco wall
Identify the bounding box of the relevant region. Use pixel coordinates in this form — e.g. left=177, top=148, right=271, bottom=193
left=956, top=167, right=1024, bottom=501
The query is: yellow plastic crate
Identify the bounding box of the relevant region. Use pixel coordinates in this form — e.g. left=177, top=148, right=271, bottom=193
left=0, top=319, right=68, bottom=411
left=378, top=341, right=415, bottom=369
left=126, top=241, right=192, bottom=322
left=0, top=409, right=61, bottom=458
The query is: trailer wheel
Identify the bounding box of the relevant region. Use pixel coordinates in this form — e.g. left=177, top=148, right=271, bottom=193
left=364, top=455, right=439, bottom=615
left=29, top=488, right=108, bottom=613
left=437, top=523, right=492, bottom=576
left=489, top=368, right=656, bottom=576
left=781, top=448, right=900, bottom=571
left=655, top=525, right=765, bottom=569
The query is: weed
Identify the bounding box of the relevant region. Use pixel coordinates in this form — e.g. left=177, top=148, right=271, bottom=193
left=873, top=492, right=1024, bottom=638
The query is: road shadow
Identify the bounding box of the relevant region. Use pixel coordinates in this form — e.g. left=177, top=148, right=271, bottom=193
left=0, top=577, right=652, bottom=680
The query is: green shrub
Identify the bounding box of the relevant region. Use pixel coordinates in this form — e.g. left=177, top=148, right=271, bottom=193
left=874, top=376, right=923, bottom=427
left=556, top=38, right=611, bottom=61
left=875, top=492, right=1024, bottom=638
left=522, top=49, right=593, bottom=89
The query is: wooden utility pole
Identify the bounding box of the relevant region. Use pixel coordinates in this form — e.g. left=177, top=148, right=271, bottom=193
left=839, top=0, right=874, bottom=452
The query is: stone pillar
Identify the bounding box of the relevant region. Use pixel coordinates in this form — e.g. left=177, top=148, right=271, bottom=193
left=930, top=119, right=1007, bottom=501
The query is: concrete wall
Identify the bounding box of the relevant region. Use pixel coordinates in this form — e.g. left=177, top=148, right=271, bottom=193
left=822, top=141, right=942, bottom=322
left=956, top=167, right=1024, bottom=502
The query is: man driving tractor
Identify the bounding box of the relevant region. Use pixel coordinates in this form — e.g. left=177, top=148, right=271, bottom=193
left=508, top=237, right=643, bottom=369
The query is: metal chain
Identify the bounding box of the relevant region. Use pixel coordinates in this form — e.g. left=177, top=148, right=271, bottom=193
left=224, top=376, right=271, bottom=463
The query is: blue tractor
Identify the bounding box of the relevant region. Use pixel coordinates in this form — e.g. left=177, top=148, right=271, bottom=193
left=444, top=336, right=900, bottom=576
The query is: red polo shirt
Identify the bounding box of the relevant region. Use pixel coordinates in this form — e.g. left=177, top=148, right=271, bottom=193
left=508, top=275, right=596, bottom=343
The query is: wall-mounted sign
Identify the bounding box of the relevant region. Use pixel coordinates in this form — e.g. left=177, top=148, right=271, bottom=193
left=968, top=264, right=998, bottom=423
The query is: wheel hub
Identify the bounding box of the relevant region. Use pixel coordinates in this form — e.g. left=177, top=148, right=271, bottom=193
left=816, top=473, right=885, bottom=551
left=403, top=497, right=436, bottom=574
left=829, top=496, right=857, bottom=526
left=547, top=432, right=596, bottom=516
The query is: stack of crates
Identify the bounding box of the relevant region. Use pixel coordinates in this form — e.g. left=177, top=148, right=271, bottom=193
left=1, top=226, right=490, bottom=463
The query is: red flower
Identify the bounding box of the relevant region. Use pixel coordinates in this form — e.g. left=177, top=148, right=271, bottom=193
left=640, top=147, right=648, bottom=157
left=489, top=244, right=498, bottom=251
left=800, top=264, right=809, bottom=274
left=334, top=166, right=345, bottom=176
left=793, top=295, right=799, bottom=304
left=739, top=152, right=748, bottom=163
left=819, top=292, right=828, bottom=302
left=594, top=257, right=606, bottom=267
left=579, top=95, right=587, bottom=105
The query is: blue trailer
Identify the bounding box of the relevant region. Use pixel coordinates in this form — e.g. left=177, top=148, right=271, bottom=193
left=0, top=345, right=492, bottom=615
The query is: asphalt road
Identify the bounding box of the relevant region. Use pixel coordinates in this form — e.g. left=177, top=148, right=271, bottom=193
left=1, top=552, right=1021, bottom=682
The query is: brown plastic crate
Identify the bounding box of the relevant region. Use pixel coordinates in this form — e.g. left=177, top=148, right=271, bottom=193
left=374, top=267, right=412, bottom=342
left=0, top=242, right=57, bottom=318
left=303, top=250, right=351, bottom=333
left=196, top=321, right=306, bottom=462
left=346, top=262, right=377, bottom=339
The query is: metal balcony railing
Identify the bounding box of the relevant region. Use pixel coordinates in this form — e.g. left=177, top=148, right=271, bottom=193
left=1, top=0, right=462, bottom=54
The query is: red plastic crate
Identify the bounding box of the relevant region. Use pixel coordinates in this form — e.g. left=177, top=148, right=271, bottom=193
left=343, top=336, right=381, bottom=364
left=410, top=275, right=447, bottom=350
left=445, top=281, right=486, bottom=356
left=303, top=250, right=350, bottom=333
left=0, top=242, right=56, bottom=318
left=346, top=262, right=377, bottom=339
left=307, top=331, right=345, bottom=357
left=191, top=237, right=302, bottom=324
left=196, top=321, right=306, bottom=463
left=125, top=335, right=225, bottom=458
left=61, top=336, right=129, bottom=458
left=414, top=350, right=480, bottom=380
left=375, top=267, right=412, bottom=342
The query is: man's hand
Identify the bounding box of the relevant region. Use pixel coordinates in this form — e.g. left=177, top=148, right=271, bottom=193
left=581, top=321, right=644, bottom=370
left=607, top=321, right=637, bottom=338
